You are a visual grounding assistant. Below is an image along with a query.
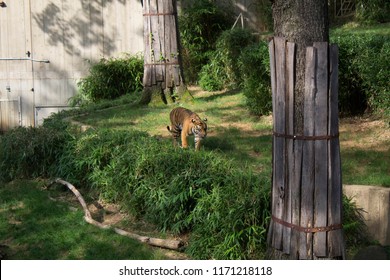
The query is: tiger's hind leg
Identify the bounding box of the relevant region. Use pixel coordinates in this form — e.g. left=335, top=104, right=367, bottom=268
left=167, top=125, right=181, bottom=147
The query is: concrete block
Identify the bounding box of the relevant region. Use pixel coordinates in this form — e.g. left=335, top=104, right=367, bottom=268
left=343, top=185, right=390, bottom=246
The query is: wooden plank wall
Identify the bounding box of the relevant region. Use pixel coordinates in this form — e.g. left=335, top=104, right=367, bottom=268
left=268, top=37, right=345, bottom=259
left=143, top=0, right=183, bottom=92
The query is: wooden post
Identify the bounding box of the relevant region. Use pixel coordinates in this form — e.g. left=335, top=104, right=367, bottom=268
left=142, top=0, right=185, bottom=104
left=328, top=44, right=344, bottom=257
left=267, top=37, right=345, bottom=259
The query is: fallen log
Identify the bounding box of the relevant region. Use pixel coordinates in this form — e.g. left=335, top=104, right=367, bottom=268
left=49, top=178, right=183, bottom=251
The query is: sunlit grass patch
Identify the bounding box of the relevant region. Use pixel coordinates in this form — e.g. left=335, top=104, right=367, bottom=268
left=0, top=180, right=161, bottom=260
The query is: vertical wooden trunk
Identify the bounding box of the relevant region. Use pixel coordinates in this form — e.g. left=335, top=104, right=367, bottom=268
left=142, top=0, right=184, bottom=104
left=273, top=0, right=329, bottom=135
left=267, top=37, right=345, bottom=259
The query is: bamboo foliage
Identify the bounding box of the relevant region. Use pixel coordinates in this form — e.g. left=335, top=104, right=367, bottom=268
left=268, top=37, right=345, bottom=259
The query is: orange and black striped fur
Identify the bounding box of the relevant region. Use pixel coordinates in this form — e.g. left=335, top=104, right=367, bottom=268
left=167, top=107, right=207, bottom=151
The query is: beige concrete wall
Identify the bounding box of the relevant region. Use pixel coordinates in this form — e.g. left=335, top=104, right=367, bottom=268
left=344, top=185, right=390, bottom=246
left=0, top=0, right=143, bottom=128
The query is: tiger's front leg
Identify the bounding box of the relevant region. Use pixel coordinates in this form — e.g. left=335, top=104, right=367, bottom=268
left=181, top=131, right=189, bottom=149
left=194, top=136, right=202, bottom=151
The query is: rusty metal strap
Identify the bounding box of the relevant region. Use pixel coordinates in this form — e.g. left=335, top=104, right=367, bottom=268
left=143, top=12, right=177, bottom=16
left=273, top=132, right=339, bottom=141
left=144, top=62, right=180, bottom=66
left=272, top=215, right=343, bottom=233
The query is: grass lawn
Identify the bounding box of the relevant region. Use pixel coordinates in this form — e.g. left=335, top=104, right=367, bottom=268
left=2, top=86, right=387, bottom=260
left=331, top=22, right=390, bottom=36
left=339, top=117, right=390, bottom=186
left=74, top=87, right=390, bottom=187
left=0, top=180, right=168, bottom=260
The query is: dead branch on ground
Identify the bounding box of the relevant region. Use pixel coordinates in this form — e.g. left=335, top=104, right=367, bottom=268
left=48, top=178, right=183, bottom=250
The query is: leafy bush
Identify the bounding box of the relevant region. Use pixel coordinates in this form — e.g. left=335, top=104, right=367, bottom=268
left=253, top=0, right=273, bottom=31
left=179, top=0, right=234, bottom=83
left=199, top=28, right=255, bottom=91
left=53, top=129, right=150, bottom=191
left=343, top=195, right=370, bottom=247
left=331, top=33, right=390, bottom=119
left=198, top=58, right=226, bottom=91
left=186, top=173, right=271, bottom=259
left=356, top=0, right=390, bottom=23
left=239, top=41, right=272, bottom=116
left=51, top=127, right=271, bottom=258
left=0, top=119, right=72, bottom=182
left=73, top=54, right=143, bottom=105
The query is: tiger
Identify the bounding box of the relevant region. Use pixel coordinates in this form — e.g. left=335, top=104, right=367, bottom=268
left=167, top=107, right=208, bottom=151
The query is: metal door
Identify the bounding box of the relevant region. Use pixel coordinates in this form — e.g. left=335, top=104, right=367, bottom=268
left=0, top=96, right=21, bottom=131
left=0, top=0, right=36, bottom=129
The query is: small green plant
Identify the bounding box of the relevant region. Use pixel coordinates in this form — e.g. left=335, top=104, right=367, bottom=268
left=331, top=33, right=390, bottom=120
left=72, top=54, right=143, bottom=106
left=0, top=120, right=72, bottom=183
left=179, top=0, right=234, bottom=83
left=343, top=195, right=371, bottom=248
left=198, top=59, right=226, bottom=91
left=239, top=41, right=272, bottom=116
left=186, top=173, right=271, bottom=259
left=355, top=0, right=390, bottom=23
left=199, top=28, right=255, bottom=91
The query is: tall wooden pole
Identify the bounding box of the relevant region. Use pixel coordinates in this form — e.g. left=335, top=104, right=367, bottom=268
left=141, top=0, right=185, bottom=105
left=267, top=0, right=345, bottom=259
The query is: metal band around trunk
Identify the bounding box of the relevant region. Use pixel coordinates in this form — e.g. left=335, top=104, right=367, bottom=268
left=273, top=132, right=339, bottom=141
left=272, top=215, right=343, bottom=233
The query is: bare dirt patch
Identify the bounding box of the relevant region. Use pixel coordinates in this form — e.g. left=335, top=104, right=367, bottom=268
left=339, top=116, right=390, bottom=152
left=86, top=201, right=189, bottom=260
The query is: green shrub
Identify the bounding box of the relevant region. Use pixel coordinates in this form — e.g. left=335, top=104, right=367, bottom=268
left=53, top=129, right=152, bottom=191
left=239, top=41, right=272, bottom=116
left=331, top=33, right=390, bottom=119
left=50, top=127, right=272, bottom=258
left=186, top=173, right=271, bottom=259
left=343, top=195, right=371, bottom=248
left=0, top=120, right=72, bottom=182
left=73, top=54, right=143, bottom=105
left=179, top=0, right=234, bottom=83
left=1, top=117, right=369, bottom=259
left=356, top=0, right=390, bottom=23
left=198, top=58, right=226, bottom=91
left=199, top=29, right=255, bottom=91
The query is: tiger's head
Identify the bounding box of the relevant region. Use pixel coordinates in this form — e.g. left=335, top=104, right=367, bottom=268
left=191, top=117, right=207, bottom=150
left=191, top=116, right=208, bottom=139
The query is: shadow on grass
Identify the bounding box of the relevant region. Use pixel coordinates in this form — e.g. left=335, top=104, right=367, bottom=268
left=341, top=148, right=390, bottom=187
left=0, top=180, right=160, bottom=260
left=75, top=103, right=154, bottom=129
left=194, top=88, right=242, bottom=102
left=202, top=127, right=273, bottom=177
